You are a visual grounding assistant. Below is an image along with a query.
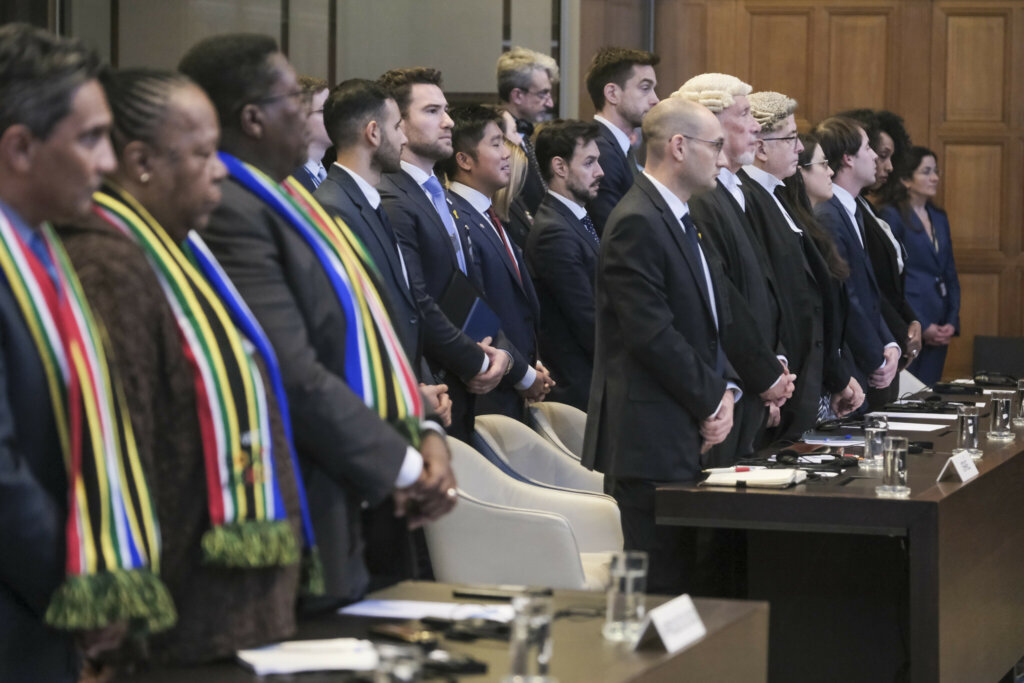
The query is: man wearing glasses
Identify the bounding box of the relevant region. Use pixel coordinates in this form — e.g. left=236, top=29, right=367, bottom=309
left=582, top=97, right=741, bottom=595
left=741, top=91, right=862, bottom=439
left=675, top=74, right=795, bottom=464
left=496, top=46, right=559, bottom=213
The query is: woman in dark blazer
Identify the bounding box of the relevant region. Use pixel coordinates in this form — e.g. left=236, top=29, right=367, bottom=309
left=879, top=146, right=961, bottom=385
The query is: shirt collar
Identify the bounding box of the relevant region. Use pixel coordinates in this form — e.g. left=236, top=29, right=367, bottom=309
left=303, top=158, right=325, bottom=178
left=642, top=172, right=689, bottom=225
left=335, top=163, right=381, bottom=209
left=741, top=164, right=784, bottom=193
left=548, top=190, right=588, bottom=220
left=832, top=184, right=858, bottom=220
left=400, top=159, right=434, bottom=186
left=594, top=114, right=632, bottom=156
left=718, top=166, right=743, bottom=191
left=448, top=181, right=492, bottom=215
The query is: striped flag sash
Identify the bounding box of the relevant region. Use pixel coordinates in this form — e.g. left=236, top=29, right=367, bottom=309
left=0, top=206, right=174, bottom=633
left=91, top=185, right=299, bottom=570
left=220, top=153, right=423, bottom=444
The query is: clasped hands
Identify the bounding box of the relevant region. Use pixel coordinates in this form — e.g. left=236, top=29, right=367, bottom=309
left=393, top=431, right=457, bottom=529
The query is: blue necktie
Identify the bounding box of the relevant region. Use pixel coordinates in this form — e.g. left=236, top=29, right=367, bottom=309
left=581, top=213, right=599, bottom=245
left=422, top=175, right=467, bottom=275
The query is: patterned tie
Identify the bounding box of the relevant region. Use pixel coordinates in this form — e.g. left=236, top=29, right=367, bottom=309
left=487, top=206, right=522, bottom=283
left=422, top=175, right=467, bottom=275
left=580, top=213, right=600, bottom=245
left=520, top=136, right=548, bottom=193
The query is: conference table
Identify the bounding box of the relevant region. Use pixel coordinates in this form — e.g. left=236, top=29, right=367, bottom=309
left=656, top=394, right=1024, bottom=682
left=127, top=581, right=769, bottom=681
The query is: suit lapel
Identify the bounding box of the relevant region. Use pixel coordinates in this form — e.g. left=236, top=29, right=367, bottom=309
left=392, top=171, right=463, bottom=272
left=457, top=194, right=528, bottom=296
left=831, top=195, right=880, bottom=291
left=543, top=195, right=599, bottom=255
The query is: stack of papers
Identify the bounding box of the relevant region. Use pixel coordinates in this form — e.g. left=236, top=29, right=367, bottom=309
left=701, top=468, right=807, bottom=488
left=237, top=638, right=377, bottom=675
left=340, top=599, right=515, bottom=623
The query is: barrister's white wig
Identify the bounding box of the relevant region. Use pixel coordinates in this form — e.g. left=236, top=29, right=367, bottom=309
left=672, top=73, right=752, bottom=113
left=748, top=91, right=798, bottom=133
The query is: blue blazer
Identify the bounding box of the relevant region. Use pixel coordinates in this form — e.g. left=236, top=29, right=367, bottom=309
left=880, top=204, right=960, bottom=333
left=586, top=121, right=636, bottom=235
left=815, top=195, right=895, bottom=388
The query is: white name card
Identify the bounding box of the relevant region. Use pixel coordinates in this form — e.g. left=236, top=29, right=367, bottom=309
left=631, top=593, right=706, bottom=654
left=936, top=453, right=980, bottom=483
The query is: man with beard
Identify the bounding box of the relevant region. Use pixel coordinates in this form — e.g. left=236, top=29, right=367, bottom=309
left=377, top=67, right=510, bottom=441
left=584, top=47, right=660, bottom=234
left=675, top=73, right=794, bottom=461
left=525, top=119, right=604, bottom=410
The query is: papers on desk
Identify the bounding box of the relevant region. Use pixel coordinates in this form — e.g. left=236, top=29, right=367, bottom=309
left=236, top=638, right=377, bottom=675
left=881, top=421, right=947, bottom=433
left=869, top=411, right=957, bottom=421
left=340, top=599, right=515, bottom=623
left=701, top=468, right=807, bottom=488
left=803, top=436, right=865, bottom=446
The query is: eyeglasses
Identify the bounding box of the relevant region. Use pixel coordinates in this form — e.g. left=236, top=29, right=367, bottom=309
left=763, top=134, right=800, bottom=149
left=250, top=89, right=304, bottom=107
left=801, top=158, right=830, bottom=169
left=524, top=88, right=553, bottom=100
left=683, top=134, right=725, bottom=153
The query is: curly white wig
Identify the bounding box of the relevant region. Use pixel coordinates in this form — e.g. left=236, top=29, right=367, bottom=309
left=748, top=91, right=798, bottom=133
left=672, top=73, right=752, bottom=113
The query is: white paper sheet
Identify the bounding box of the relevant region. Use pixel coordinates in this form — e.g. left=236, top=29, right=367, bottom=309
left=880, top=421, right=946, bottom=433
left=236, top=638, right=377, bottom=675
left=339, top=599, right=515, bottom=623
left=868, top=411, right=957, bottom=421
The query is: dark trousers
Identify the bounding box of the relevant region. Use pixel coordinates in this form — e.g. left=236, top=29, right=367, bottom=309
left=611, top=478, right=747, bottom=598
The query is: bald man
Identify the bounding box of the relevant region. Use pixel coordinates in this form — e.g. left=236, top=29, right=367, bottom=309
left=582, top=98, right=741, bottom=594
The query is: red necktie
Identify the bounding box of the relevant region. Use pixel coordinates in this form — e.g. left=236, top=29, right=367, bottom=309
left=487, top=206, right=522, bottom=283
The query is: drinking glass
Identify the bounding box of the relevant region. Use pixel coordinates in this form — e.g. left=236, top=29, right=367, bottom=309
left=602, top=550, right=648, bottom=644
left=988, top=391, right=1015, bottom=441
left=953, top=405, right=983, bottom=460
left=503, top=592, right=556, bottom=683
left=862, top=416, right=888, bottom=470
left=876, top=436, right=910, bottom=498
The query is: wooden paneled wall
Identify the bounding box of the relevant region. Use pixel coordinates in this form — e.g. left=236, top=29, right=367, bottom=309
left=580, top=0, right=1024, bottom=379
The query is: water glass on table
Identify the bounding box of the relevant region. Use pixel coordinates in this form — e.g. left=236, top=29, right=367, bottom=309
left=876, top=436, right=911, bottom=498
left=1013, top=379, right=1024, bottom=427
left=503, top=592, right=556, bottom=683
left=602, top=550, right=648, bottom=645
left=862, top=416, right=888, bottom=470
left=988, top=390, right=1015, bottom=442
left=953, top=404, right=983, bottom=460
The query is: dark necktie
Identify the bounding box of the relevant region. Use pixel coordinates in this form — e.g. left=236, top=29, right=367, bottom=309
left=487, top=206, right=522, bottom=283
left=580, top=213, right=600, bottom=245
left=680, top=213, right=711, bottom=307
left=625, top=145, right=641, bottom=178
left=853, top=201, right=868, bottom=248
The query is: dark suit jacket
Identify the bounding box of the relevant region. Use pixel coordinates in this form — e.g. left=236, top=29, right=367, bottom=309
left=448, top=190, right=540, bottom=420
left=314, top=165, right=420, bottom=364
left=1, top=252, right=77, bottom=681
left=505, top=196, right=533, bottom=249
left=290, top=164, right=319, bottom=193
left=815, top=194, right=895, bottom=392
left=582, top=174, right=739, bottom=482
left=862, top=197, right=917, bottom=359
left=587, top=121, right=635, bottom=235
left=515, top=118, right=546, bottom=214
left=741, top=176, right=849, bottom=438
left=525, top=193, right=599, bottom=410
left=203, top=177, right=410, bottom=603
left=378, top=169, right=488, bottom=440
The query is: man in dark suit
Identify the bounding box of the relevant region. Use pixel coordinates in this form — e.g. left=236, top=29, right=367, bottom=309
left=742, top=91, right=863, bottom=438
left=289, top=76, right=330, bottom=192
left=813, top=116, right=900, bottom=403
left=583, top=47, right=660, bottom=234
left=676, top=73, right=795, bottom=459
left=180, top=34, right=455, bottom=607
left=0, top=24, right=119, bottom=681
left=441, top=105, right=553, bottom=421
left=582, top=97, right=740, bottom=594
left=377, top=67, right=510, bottom=441
left=496, top=46, right=559, bottom=213
left=524, top=119, right=604, bottom=410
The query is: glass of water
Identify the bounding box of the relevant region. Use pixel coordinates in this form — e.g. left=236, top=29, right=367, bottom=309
left=373, top=643, right=423, bottom=683
left=876, top=436, right=910, bottom=498
left=602, top=550, right=648, bottom=645
left=862, top=416, right=888, bottom=470
left=988, top=390, right=1015, bottom=441
left=503, top=592, right=556, bottom=683
left=1014, top=380, right=1024, bottom=427
left=953, top=404, right=983, bottom=460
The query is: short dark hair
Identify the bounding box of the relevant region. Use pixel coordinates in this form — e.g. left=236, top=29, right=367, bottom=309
left=534, top=119, right=602, bottom=182
left=813, top=116, right=864, bottom=174
left=0, top=23, right=102, bottom=140
left=436, top=104, right=504, bottom=180
left=178, top=33, right=280, bottom=132
left=322, top=78, right=392, bottom=150
left=584, top=47, right=659, bottom=111
left=377, top=67, right=443, bottom=118
left=100, top=68, right=195, bottom=154
left=837, top=108, right=881, bottom=152
left=877, top=145, right=940, bottom=218
left=876, top=110, right=912, bottom=165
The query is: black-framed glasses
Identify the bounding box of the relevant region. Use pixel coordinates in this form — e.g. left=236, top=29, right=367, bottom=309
left=524, top=88, right=553, bottom=100
left=763, top=134, right=800, bottom=149
left=250, top=89, right=304, bottom=107
left=683, top=134, right=725, bottom=153
left=801, top=158, right=830, bottom=169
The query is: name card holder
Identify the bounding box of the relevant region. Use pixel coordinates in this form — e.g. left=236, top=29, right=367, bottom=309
left=936, top=452, right=980, bottom=483
left=631, top=593, right=706, bottom=654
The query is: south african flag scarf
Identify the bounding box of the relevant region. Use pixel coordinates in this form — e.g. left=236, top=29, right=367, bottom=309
left=221, top=153, right=424, bottom=443
left=91, top=184, right=320, bottom=589
left=0, top=205, right=174, bottom=632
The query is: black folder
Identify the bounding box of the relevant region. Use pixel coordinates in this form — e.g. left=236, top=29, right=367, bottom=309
left=438, top=270, right=500, bottom=342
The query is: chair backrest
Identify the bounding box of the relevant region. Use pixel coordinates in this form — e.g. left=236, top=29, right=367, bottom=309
left=475, top=414, right=604, bottom=494
left=530, top=402, right=587, bottom=460
left=448, top=438, right=622, bottom=553
left=423, top=491, right=587, bottom=589
left=973, top=336, right=1024, bottom=379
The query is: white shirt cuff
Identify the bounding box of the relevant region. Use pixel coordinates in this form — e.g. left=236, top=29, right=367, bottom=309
left=710, top=383, right=742, bottom=418
left=776, top=355, right=788, bottom=370
left=515, top=365, right=538, bottom=391
left=394, top=446, right=424, bottom=488
left=421, top=420, right=445, bottom=438
left=878, top=342, right=902, bottom=369
left=479, top=354, right=490, bottom=374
